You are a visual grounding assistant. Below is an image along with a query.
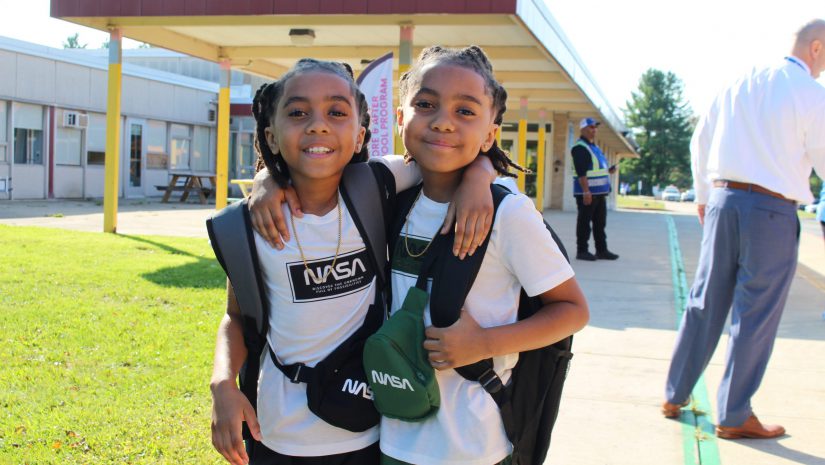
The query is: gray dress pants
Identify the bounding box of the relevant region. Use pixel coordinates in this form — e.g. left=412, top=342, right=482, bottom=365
left=665, top=187, right=799, bottom=426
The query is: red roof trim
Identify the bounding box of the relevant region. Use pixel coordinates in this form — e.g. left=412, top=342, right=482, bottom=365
left=230, top=103, right=253, bottom=117
left=51, top=0, right=517, bottom=17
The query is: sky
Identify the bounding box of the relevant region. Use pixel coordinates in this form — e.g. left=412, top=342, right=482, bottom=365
left=0, top=0, right=823, bottom=116
left=545, top=0, right=825, bottom=114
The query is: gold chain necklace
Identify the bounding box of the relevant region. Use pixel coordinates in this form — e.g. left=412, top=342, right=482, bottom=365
left=290, top=195, right=342, bottom=282
left=404, top=189, right=438, bottom=258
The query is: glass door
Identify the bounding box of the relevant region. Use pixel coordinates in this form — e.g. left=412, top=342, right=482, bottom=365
left=123, top=119, right=146, bottom=197
left=500, top=131, right=550, bottom=201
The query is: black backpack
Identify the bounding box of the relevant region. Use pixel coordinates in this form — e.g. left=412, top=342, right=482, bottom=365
left=390, top=183, right=573, bottom=465
left=206, top=162, right=395, bottom=437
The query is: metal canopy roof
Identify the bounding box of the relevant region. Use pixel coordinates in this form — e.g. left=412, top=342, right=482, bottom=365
left=52, top=0, right=637, bottom=156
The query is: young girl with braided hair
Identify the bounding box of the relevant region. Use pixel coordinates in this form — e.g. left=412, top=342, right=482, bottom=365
left=210, top=59, right=495, bottom=465
left=380, top=45, right=589, bottom=465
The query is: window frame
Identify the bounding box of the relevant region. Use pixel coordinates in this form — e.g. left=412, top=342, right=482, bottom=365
left=13, top=128, right=44, bottom=165
left=169, top=123, right=192, bottom=170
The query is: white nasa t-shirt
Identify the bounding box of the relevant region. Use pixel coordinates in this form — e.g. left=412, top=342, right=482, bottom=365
left=252, top=156, right=421, bottom=456
left=381, top=191, right=575, bottom=465
left=255, top=193, right=379, bottom=456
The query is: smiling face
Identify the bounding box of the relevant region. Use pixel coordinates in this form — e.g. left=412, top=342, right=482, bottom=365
left=264, top=71, right=365, bottom=187
left=397, top=63, right=497, bottom=179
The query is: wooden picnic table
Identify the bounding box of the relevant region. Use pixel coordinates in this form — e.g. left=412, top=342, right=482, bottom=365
left=158, top=170, right=216, bottom=204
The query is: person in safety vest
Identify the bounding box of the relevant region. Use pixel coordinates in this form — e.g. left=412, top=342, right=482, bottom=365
left=570, top=117, right=618, bottom=261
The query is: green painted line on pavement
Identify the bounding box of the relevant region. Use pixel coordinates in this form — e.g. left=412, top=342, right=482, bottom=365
left=666, top=215, right=721, bottom=465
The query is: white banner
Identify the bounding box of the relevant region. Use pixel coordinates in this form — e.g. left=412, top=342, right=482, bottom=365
left=356, top=52, right=394, bottom=158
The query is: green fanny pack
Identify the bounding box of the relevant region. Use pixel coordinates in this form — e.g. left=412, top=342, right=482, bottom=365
left=363, top=261, right=440, bottom=421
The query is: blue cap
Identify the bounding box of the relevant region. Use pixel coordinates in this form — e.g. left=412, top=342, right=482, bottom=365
left=579, top=117, right=600, bottom=129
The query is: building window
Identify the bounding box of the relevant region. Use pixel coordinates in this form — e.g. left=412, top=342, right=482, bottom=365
left=190, top=126, right=210, bottom=172
left=238, top=132, right=255, bottom=178
left=14, top=129, right=43, bottom=164
left=146, top=120, right=168, bottom=169
left=12, top=103, right=43, bottom=165
left=170, top=124, right=191, bottom=170
left=55, top=126, right=82, bottom=166
left=0, top=101, right=7, bottom=162
left=86, top=113, right=106, bottom=165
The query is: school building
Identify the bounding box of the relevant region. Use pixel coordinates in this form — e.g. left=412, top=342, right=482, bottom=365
left=0, top=36, right=274, bottom=201
left=47, top=0, right=638, bottom=231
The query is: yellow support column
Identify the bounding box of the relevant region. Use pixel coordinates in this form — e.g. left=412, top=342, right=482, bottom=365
left=103, top=29, right=122, bottom=233
left=535, top=109, right=547, bottom=211
left=215, top=60, right=231, bottom=210
left=395, top=23, right=414, bottom=155
left=495, top=126, right=502, bottom=146
left=517, top=97, right=528, bottom=193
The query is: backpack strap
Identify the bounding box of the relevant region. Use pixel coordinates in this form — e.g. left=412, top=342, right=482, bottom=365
left=206, top=199, right=269, bottom=439
left=340, top=161, right=395, bottom=293
left=268, top=289, right=384, bottom=384
left=424, top=185, right=511, bottom=401
left=270, top=161, right=395, bottom=386
left=428, top=184, right=569, bottom=403
left=389, top=183, right=424, bottom=267
left=428, top=185, right=510, bottom=327
left=207, top=199, right=268, bottom=337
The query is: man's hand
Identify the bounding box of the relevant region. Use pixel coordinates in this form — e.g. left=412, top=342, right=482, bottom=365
left=211, top=380, right=261, bottom=465
left=583, top=192, right=593, bottom=206
left=423, top=309, right=490, bottom=370
left=248, top=169, right=302, bottom=250
left=697, top=204, right=706, bottom=226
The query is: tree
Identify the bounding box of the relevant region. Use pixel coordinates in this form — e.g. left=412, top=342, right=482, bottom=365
left=63, top=33, right=87, bottom=49
left=622, top=69, right=693, bottom=194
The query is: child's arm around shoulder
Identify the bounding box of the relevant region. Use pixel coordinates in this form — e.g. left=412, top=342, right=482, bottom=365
left=370, top=154, right=497, bottom=258
left=248, top=155, right=497, bottom=258
left=210, top=281, right=262, bottom=465
left=248, top=168, right=301, bottom=250
left=423, top=193, right=589, bottom=369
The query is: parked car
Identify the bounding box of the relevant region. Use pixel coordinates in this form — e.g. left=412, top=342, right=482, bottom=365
left=800, top=197, right=820, bottom=213
left=661, top=185, right=681, bottom=202
left=680, top=189, right=696, bottom=202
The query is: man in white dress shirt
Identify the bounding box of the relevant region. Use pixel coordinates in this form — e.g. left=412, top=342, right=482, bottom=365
left=662, top=19, right=825, bottom=439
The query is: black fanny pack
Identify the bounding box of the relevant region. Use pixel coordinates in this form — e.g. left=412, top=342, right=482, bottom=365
left=268, top=301, right=383, bottom=432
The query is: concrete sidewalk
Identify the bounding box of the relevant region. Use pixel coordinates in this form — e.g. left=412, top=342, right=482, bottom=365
left=545, top=206, right=825, bottom=465
left=1, top=199, right=823, bottom=464
left=0, top=198, right=215, bottom=237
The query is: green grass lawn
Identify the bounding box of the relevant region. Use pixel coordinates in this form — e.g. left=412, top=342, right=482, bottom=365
left=0, top=225, right=227, bottom=464
left=616, top=195, right=666, bottom=210
left=798, top=210, right=816, bottom=220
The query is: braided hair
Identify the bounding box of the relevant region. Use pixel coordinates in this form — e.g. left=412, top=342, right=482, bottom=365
left=398, top=45, right=526, bottom=178
left=252, top=59, right=372, bottom=186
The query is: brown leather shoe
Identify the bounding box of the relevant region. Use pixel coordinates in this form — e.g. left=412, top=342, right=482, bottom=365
left=716, top=414, right=785, bottom=439
left=661, top=400, right=690, bottom=418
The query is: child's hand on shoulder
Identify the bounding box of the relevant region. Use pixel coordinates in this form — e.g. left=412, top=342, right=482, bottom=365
left=423, top=309, right=491, bottom=370
left=441, top=160, right=494, bottom=259
left=248, top=168, right=302, bottom=250
left=211, top=380, right=261, bottom=465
